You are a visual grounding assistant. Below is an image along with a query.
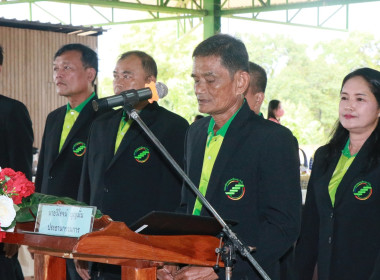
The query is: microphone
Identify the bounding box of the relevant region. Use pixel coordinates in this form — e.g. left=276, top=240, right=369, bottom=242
left=92, top=81, right=168, bottom=112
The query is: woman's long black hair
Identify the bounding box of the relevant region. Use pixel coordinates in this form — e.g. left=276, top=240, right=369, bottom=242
left=267, top=99, right=280, bottom=120
left=325, top=67, right=380, bottom=170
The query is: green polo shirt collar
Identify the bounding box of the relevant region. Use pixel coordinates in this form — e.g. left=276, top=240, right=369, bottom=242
left=328, top=139, right=357, bottom=206
left=207, top=101, right=244, bottom=146
left=66, top=92, right=95, bottom=113
left=121, top=110, right=127, bottom=121
left=342, top=139, right=357, bottom=158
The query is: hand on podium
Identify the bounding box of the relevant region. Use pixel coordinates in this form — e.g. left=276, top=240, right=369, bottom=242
left=174, top=266, right=218, bottom=280
left=157, top=264, right=178, bottom=280
left=157, top=265, right=218, bottom=280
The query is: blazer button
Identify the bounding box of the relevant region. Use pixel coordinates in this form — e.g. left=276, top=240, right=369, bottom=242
left=104, top=188, right=109, bottom=193
left=328, top=237, right=332, bottom=244
left=330, top=213, right=334, bottom=219
left=48, top=176, right=53, bottom=180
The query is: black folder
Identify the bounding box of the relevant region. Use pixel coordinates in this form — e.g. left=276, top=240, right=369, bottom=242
left=129, top=211, right=237, bottom=236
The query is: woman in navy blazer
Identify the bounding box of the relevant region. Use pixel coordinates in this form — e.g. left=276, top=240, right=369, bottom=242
left=295, top=68, right=380, bottom=280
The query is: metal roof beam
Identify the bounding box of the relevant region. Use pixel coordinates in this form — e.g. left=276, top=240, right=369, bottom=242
left=33, top=2, right=67, bottom=23
left=91, top=14, right=201, bottom=27
left=219, top=0, right=380, bottom=15
left=0, top=0, right=207, bottom=16
left=229, top=15, right=348, bottom=32
left=1, top=0, right=379, bottom=32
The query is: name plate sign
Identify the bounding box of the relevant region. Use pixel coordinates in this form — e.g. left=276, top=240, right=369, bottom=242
left=35, top=203, right=97, bottom=238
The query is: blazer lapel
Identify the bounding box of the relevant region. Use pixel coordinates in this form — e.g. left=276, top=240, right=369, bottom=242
left=59, top=96, right=97, bottom=154
left=187, top=118, right=209, bottom=208
left=107, top=103, right=158, bottom=168
left=203, top=103, right=252, bottom=203
left=50, top=108, right=66, bottom=164
left=59, top=96, right=96, bottom=154
left=188, top=120, right=209, bottom=183
left=314, top=156, right=340, bottom=209
left=334, top=135, right=374, bottom=207
left=104, top=109, right=127, bottom=169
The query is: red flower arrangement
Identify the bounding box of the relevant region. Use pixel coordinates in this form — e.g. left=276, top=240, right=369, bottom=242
left=0, top=167, right=35, bottom=241
left=0, top=168, right=102, bottom=243
left=0, top=168, right=35, bottom=205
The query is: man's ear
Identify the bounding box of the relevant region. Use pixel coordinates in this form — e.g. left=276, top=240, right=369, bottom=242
left=145, top=75, right=156, bottom=84
left=235, top=71, right=250, bottom=96
left=86, top=68, right=96, bottom=84
left=256, top=92, right=265, bottom=106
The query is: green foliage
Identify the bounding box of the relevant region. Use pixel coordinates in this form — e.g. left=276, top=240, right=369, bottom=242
left=102, top=22, right=203, bottom=123
left=98, top=76, right=113, bottom=98
left=240, top=31, right=380, bottom=146
left=99, top=24, right=380, bottom=146
left=16, top=193, right=103, bottom=223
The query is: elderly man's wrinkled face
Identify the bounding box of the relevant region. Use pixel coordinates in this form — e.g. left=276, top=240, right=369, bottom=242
left=191, top=55, right=243, bottom=117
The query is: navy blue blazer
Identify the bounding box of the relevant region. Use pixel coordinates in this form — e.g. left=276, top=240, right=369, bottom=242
left=78, top=102, right=189, bottom=226
left=180, top=102, right=301, bottom=280
left=0, top=95, right=33, bottom=179
left=35, top=95, right=98, bottom=199
left=295, top=131, right=380, bottom=280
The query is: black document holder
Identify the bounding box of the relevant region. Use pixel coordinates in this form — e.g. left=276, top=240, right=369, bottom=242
left=129, top=211, right=237, bottom=236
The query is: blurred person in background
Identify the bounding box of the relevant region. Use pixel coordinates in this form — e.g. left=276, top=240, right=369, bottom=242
left=245, top=61, right=266, bottom=117
left=267, top=99, right=284, bottom=124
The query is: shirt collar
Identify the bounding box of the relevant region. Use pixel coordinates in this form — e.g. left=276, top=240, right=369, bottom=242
left=66, top=92, right=95, bottom=113
left=342, top=139, right=357, bottom=158
left=207, top=100, right=244, bottom=137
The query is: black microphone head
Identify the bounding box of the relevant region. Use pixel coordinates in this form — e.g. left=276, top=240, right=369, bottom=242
left=92, top=94, right=125, bottom=112
left=156, top=82, right=168, bottom=99
left=92, top=98, right=111, bottom=112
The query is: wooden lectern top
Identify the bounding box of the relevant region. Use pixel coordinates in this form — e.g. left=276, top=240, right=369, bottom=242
left=3, top=215, right=223, bottom=269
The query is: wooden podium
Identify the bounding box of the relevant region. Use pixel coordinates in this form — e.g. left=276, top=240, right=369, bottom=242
left=2, top=216, right=222, bottom=280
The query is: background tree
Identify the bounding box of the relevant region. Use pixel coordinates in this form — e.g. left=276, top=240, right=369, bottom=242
left=99, top=23, right=380, bottom=148
left=99, top=22, right=202, bottom=123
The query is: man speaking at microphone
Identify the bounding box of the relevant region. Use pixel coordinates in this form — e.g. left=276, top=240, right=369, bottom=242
left=159, top=34, right=301, bottom=280
left=76, top=50, right=189, bottom=280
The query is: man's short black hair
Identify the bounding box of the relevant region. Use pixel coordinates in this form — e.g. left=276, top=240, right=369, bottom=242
left=54, top=43, right=98, bottom=84
left=118, top=50, right=158, bottom=79
left=249, top=62, right=267, bottom=93
left=192, top=34, right=249, bottom=78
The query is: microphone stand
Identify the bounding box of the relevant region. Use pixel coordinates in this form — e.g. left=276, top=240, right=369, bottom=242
left=124, top=104, right=271, bottom=280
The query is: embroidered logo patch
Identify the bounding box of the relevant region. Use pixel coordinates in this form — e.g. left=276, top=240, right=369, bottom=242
left=72, top=142, right=86, bottom=157
left=224, top=178, right=245, bottom=200
left=353, top=181, right=373, bottom=201
left=134, top=146, right=150, bottom=163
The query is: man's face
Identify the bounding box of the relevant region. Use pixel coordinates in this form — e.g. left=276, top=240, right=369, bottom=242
left=191, top=55, right=242, bottom=116
left=53, top=50, right=93, bottom=97
left=113, top=55, right=152, bottom=95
